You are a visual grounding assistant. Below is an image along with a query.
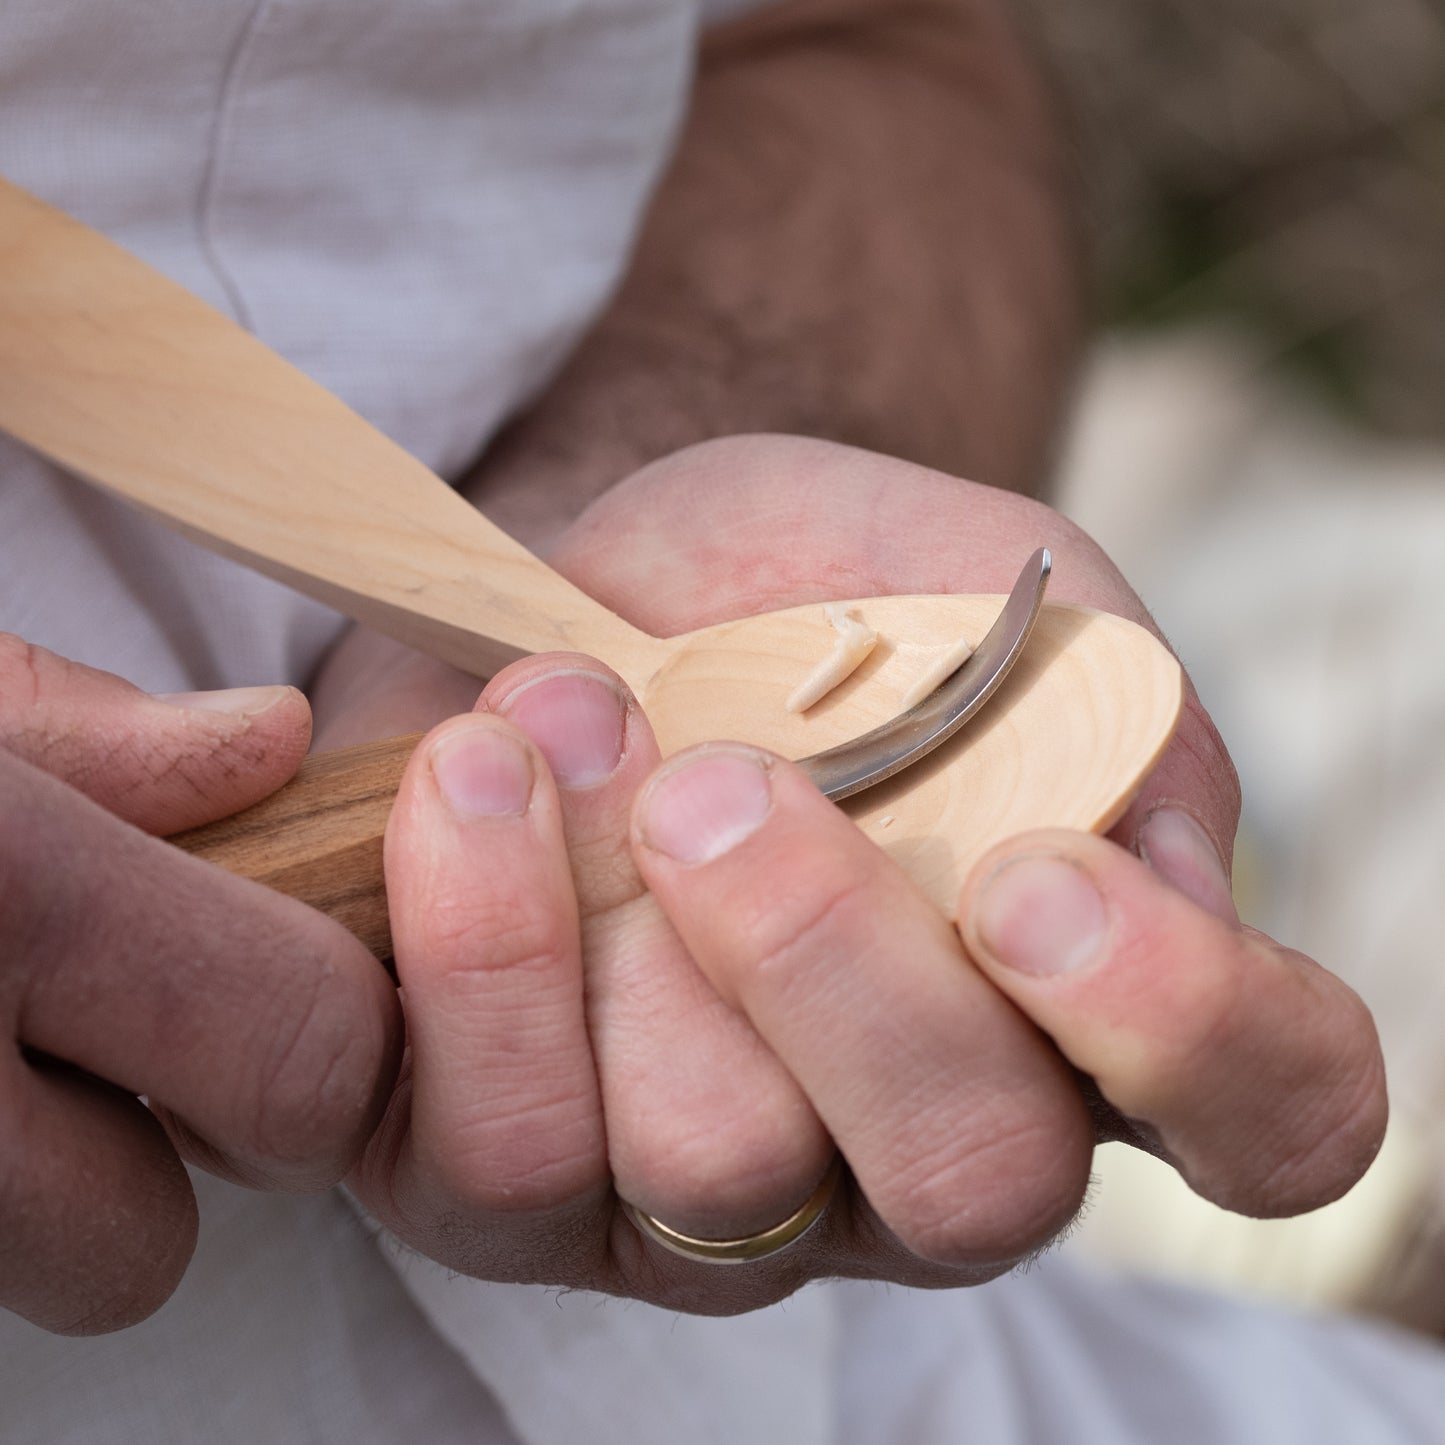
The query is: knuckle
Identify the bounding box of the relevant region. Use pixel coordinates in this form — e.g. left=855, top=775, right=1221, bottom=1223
left=735, top=860, right=876, bottom=1002
left=881, top=1113, right=1090, bottom=1266
left=569, top=835, right=646, bottom=917
left=243, top=941, right=389, bottom=1177
left=1247, top=1000, right=1389, bottom=1217
left=0, top=634, right=257, bottom=821
left=1107, top=937, right=1257, bottom=1117
left=625, top=1111, right=821, bottom=1233
left=0, top=637, right=105, bottom=781
left=0, top=649, right=128, bottom=802
left=417, top=892, right=569, bottom=978
left=431, top=1104, right=603, bottom=1218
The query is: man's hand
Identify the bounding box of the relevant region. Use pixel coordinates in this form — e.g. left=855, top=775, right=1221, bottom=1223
left=559, top=436, right=1388, bottom=1212
left=341, top=650, right=1087, bottom=1314
left=561, top=437, right=1388, bottom=1209
left=331, top=435, right=1384, bottom=1314
left=0, top=636, right=401, bottom=1335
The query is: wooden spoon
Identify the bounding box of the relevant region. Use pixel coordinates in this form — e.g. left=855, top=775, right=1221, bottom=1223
left=0, top=177, right=1183, bottom=944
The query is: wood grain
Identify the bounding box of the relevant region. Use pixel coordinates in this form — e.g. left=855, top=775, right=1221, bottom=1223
left=0, top=177, right=659, bottom=681
left=169, top=734, right=421, bottom=959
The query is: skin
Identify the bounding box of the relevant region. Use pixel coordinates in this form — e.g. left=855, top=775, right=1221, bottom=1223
left=329, top=436, right=1388, bottom=1317
left=0, top=442, right=1387, bottom=1330
left=0, top=0, right=1385, bottom=1333
left=466, top=0, right=1082, bottom=550
left=0, top=638, right=402, bottom=1333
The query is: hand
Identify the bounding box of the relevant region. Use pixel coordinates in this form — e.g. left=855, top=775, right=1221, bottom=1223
left=0, top=635, right=401, bottom=1335
left=331, top=435, right=1385, bottom=1313
left=350, top=650, right=1085, bottom=1313
left=555, top=436, right=1388, bottom=1217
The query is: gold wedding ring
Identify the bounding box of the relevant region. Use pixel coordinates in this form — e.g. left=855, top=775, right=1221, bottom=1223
left=623, top=1155, right=843, bottom=1264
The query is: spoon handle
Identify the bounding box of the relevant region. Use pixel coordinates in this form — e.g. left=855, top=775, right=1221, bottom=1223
left=0, top=177, right=660, bottom=682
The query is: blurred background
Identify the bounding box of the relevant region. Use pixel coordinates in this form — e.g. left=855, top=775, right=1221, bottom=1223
left=1005, top=0, right=1445, bottom=1336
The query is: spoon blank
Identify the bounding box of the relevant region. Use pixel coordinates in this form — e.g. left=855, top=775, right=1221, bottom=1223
left=0, top=176, right=1185, bottom=937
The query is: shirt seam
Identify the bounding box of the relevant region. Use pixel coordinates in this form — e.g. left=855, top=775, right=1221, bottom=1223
left=196, top=0, right=272, bottom=331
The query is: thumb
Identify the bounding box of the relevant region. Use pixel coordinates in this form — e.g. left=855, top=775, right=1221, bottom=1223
left=0, top=633, right=311, bottom=834
left=957, top=828, right=1386, bottom=1217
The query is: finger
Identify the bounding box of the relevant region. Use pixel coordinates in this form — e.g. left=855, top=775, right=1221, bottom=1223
left=958, top=829, right=1388, bottom=1216
left=546, top=436, right=1245, bottom=894
left=0, top=1050, right=196, bottom=1335
left=632, top=747, right=1093, bottom=1271
left=481, top=658, right=832, bottom=1242
left=481, top=657, right=655, bottom=915
left=3, top=751, right=401, bottom=1192
left=1109, top=686, right=1244, bottom=917
left=368, top=714, right=608, bottom=1276
left=1134, top=803, right=1239, bottom=923
left=0, top=632, right=312, bottom=833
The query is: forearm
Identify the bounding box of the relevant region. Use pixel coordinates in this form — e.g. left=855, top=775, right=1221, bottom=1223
left=466, top=0, right=1086, bottom=549
left=313, top=0, right=1084, bottom=731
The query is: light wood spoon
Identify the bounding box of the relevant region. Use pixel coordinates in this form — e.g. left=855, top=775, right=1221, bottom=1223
left=0, top=177, right=1183, bottom=949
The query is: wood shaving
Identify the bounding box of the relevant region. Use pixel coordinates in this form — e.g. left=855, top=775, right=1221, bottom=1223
left=785, top=605, right=878, bottom=713
left=900, top=636, right=974, bottom=710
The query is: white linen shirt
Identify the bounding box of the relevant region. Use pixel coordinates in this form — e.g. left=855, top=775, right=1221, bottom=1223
left=0, top=0, right=713, bottom=690
left=2, top=4, right=1444, bottom=1441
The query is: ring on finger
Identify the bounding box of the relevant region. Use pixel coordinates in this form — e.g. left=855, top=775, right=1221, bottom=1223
left=622, top=1155, right=843, bottom=1265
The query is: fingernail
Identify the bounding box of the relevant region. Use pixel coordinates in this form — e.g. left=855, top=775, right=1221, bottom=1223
left=156, top=685, right=293, bottom=717
left=639, top=747, right=772, bottom=863
left=970, top=854, right=1107, bottom=977
left=1137, top=807, right=1236, bottom=922
left=497, top=669, right=627, bottom=788
left=429, top=723, right=534, bottom=817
